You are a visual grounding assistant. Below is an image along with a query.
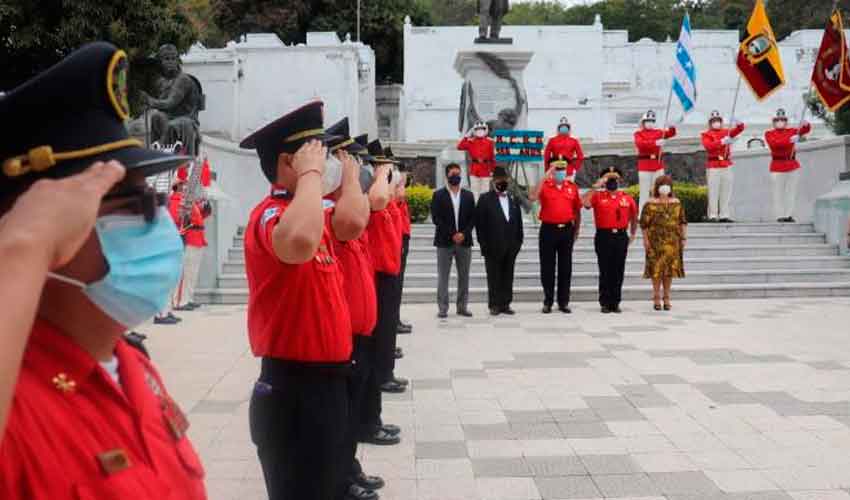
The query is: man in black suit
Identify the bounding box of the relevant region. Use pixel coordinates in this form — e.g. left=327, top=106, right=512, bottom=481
left=430, top=163, right=476, bottom=318
left=475, top=167, right=524, bottom=316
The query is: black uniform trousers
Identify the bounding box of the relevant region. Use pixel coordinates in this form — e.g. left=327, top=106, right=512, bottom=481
left=249, top=358, right=349, bottom=500
left=341, top=335, right=373, bottom=497
left=539, top=222, right=576, bottom=307
left=594, top=229, right=630, bottom=309
left=361, top=272, right=400, bottom=436
left=484, top=250, right=519, bottom=310
left=400, top=235, right=410, bottom=291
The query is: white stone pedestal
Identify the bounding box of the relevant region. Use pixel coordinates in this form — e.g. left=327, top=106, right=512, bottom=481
left=454, top=48, right=534, bottom=134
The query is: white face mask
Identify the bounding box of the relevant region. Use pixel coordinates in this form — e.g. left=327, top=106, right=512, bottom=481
left=322, top=154, right=344, bottom=196
left=775, top=120, right=787, bottom=129
left=711, top=122, right=722, bottom=130
left=643, top=121, right=656, bottom=130
left=658, top=184, right=672, bottom=197
left=474, top=129, right=487, bottom=138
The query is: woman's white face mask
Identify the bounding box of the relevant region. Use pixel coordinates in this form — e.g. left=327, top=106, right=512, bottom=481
left=474, top=129, right=487, bottom=138
left=658, top=184, right=672, bottom=197
left=711, top=122, right=723, bottom=130
left=322, top=154, right=344, bottom=195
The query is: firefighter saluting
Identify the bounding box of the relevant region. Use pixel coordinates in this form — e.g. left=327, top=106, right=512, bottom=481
left=765, top=108, right=811, bottom=223
left=633, top=110, right=676, bottom=213
left=543, top=117, right=584, bottom=181
left=701, top=110, right=745, bottom=222
left=457, top=120, right=495, bottom=200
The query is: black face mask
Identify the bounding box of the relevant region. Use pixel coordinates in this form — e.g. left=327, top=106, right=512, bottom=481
left=605, top=178, right=619, bottom=191
left=447, top=174, right=462, bottom=186
left=494, top=181, right=509, bottom=192
left=387, top=170, right=393, bottom=184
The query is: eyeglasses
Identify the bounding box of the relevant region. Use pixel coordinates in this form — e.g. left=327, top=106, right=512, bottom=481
left=103, top=186, right=167, bottom=222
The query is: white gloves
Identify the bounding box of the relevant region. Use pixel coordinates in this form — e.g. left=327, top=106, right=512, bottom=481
left=731, top=119, right=742, bottom=128
left=789, top=135, right=799, bottom=144
left=720, top=136, right=733, bottom=145
left=655, top=139, right=666, bottom=147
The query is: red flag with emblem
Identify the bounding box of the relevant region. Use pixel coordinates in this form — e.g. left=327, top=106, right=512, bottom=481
left=812, top=8, right=850, bottom=112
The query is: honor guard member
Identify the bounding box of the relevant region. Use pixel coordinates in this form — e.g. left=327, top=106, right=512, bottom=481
left=530, top=155, right=582, bottom=314
left=168, top=179, right=211, bottom=312
left=240, top=101, right=364, bottom=500
left=396, top=170, right=413, bottom=335
left=0, top=42, right=206, bottom=499
left=544, top=117, right=585, bottom=181
left=582, top=168, right=638, bottom=314
left=701, top=110, right=745, bottom=222
left=457, top=121, right=496, bottom=200
left=634, top=110, right=676, bottom=212
left=360, top=139, right=405, bottom=446
left=765, top=108, right=811, bottom=222
left=475, top=166, right=524, bottom=316
left=324, top=123, right=385, bottom=500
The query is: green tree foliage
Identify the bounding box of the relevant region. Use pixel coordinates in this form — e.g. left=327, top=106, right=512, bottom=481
left=767, top=0, right=850, bottom=42
left=414, top=0, right=477, bottom=26
left=0, top=0, right=197, bottom=113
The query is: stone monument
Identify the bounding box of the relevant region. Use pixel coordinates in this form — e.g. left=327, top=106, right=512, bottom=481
left=141, top=44, right=205, bottom=156
left=455, top=49, right=533, bottom=134
left=476, top=0, right=511, bottom=43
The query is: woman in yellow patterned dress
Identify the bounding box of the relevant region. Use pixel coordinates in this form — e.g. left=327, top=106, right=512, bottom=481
left=640, top=175, right=688, bottom=310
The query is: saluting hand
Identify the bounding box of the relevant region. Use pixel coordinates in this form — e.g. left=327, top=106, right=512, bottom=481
left=337, top=150, right=359, bottom=186
left=292, top=140, right=326, bottom=180
left=0, top=161, right=126, bottom=270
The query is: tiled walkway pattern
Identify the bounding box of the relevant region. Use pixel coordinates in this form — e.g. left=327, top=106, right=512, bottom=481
left=145, top=298, right=850, bottom=500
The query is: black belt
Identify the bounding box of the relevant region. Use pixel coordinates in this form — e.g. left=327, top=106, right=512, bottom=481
left=185, top=224, right=204, bottom=230
left=260, top=356, right=352, bottom=381
left=541, top=222, right=575, bottom=229
left=471, top=159, right=489, bottom=164
left=596, top=228, right=629, bottom=234
left=771, top=154, right=796, bottom=161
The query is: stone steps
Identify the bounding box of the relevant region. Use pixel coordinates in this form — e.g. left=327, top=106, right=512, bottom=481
left=195, top=221, right=850, bottom=304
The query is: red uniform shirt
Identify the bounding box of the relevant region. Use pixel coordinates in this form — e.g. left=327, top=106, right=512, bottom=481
left=333, top=231, right=378, bottom=336
left=168, top=192, right=208, bottom=248
left=244, top=193, right=352, bottom=362
left=176, top=161, right=211, bottom=187
left=457, top=136, right=496, bottom=178
left=367, top=208, right=402, bottom=276
left=701, top=123, right=746, bottom=168
left=0, top=321, right=206, bottom=500
left=538, top=180, right=582, bottom=224
left=398, top=199, right=412, bottom=236
left=634, top=127, right=677, bottom=172
left=765, top=123, right=811, bottom=173
left=543, top=134, right=585, bottom=175
left=590, top=190, right=637, bottom=230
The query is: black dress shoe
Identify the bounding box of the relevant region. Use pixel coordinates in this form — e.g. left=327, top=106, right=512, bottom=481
left=154, top=315, right=179, bottom=325
left=396, top=323, right=412, bottom=334
left=601, top=306, right=611, bottom=314
left=437, top=311, right=448, bottom=319
left=166, top=312, right=182, bottom=322
left=173, top=304, right=194, bottom=312
left=719, top=218, right=735, bottom=223
left=787, top=216, right=796, bottom=223
left=392, top=376, right=409, bottom=386
left=399, top=319, right=412, bottom=330
left=344, top=484, right=379, bottom=500
left=457, top=310, right=473, bottom=317
left=612, top=306, right=623, bottom=314
left=354, top=472, right=386, bottom=491
left=542, top=304, right=552, bottom=314
left=380, top=381, right=406, bottom=393
left=381, top=423, right=401, bottom=435
left=187, top=302, right=202, bottom=309
left=394, top=348, right=404, bottom=359
left=501, top=307, right=516, bottom=315
left=361, top=428, right=401, bottom=445
left=559, top=306, right=572, bottom=314
left=490, top=307, right=501, bottom=316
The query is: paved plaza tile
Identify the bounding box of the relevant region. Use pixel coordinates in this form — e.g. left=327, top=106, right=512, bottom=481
left=144, top=298, right=850, bottom=500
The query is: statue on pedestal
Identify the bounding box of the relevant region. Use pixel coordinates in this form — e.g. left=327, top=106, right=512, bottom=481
left=141, top=44, right=204, bottom=156
left=476, top=0, right=511, bottom=43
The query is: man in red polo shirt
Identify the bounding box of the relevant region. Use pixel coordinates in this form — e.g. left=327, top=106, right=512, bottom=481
left=240, top=101, right=367, bottom=500
left=543, top=117, right=584, bottom=181
left=530, top=156, right=582, bottom=314
left=633, top=110, right=676, bottom=213
left=582, top=168, right=638, bottom=314
left=457, top=121, right=496, bottom=200
left=765, top=108, right=811, bottom=223
left=701, top=110, right=745, bottom=222
left=0, top=42, right=205, bottom=499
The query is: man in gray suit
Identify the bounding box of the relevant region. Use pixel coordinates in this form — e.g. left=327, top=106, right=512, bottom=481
left=430, top=163, right=476, bottom=318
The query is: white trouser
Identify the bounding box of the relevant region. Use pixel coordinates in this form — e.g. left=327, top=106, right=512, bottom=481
left=174, top=245, right=204, bottom=307
left=770, top=169, right=800, bottom=220
left=638, top=170, right=665, bottom=214
left=707, top=167, right=734, bottom=220
left=469, top=175, right=491, bottom=201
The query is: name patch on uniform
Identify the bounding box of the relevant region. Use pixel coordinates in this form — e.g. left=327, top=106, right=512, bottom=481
left=261, top=207, right=280, bottom=226
left=97, top=449, right=132, bottom=475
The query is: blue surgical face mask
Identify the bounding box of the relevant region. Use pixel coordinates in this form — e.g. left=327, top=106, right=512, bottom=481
left=48, top=207, right=185, bottom=329
left=558, top=126, right=570, bottom=135
left=554, top=170, right=567, bottom=183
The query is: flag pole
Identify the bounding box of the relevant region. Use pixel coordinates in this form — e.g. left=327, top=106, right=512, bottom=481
left=659, top=70, right=675, bottom=160
left=729, top=74, right=742, bottom=124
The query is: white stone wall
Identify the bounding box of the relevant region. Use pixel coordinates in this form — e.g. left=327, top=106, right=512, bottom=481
left=183, top=33, right=378, bottom=143
left=403, top=20, right=834, bottom=143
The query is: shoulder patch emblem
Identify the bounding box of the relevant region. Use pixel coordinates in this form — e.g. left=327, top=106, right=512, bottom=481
left=106, top=50, right=130, bottom=121
left=322, top=199, right=336, bottom=210
left=261, top=206, right=280, bottom=226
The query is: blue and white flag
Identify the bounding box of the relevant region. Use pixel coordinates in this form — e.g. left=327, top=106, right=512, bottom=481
left=672, top=13, right=696, bottom=113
